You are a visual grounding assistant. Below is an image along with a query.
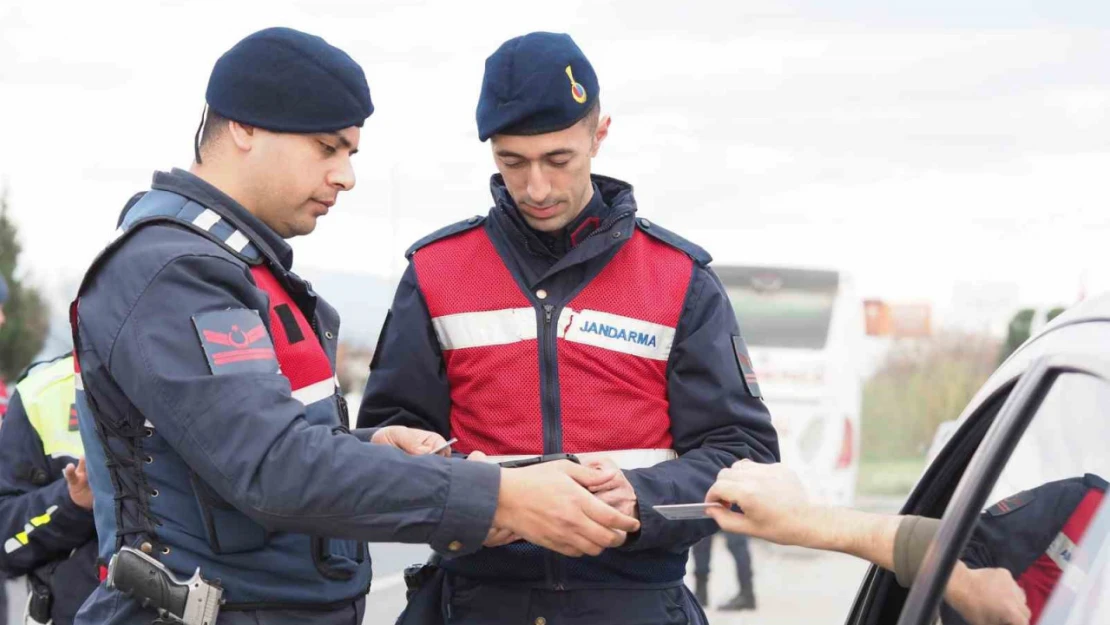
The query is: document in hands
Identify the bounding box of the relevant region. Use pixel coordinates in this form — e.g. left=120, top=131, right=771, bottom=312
left=652, top=503, right=724, bottom=520
left=429, top=438, right=458, bottom=455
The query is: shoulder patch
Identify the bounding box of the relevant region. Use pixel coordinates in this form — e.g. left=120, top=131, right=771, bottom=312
left=406, top=215, right=487, bottom=258
left=635, top=218, right=712, bottom=266
left=732, top=335, right=762, bottom=399
left=192, top=309, right=279, bottom=376
left=986, top=490, right=1035, bottom=517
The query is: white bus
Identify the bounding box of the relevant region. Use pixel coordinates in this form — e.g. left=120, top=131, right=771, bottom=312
left=717, top=265, right=864, bottom=507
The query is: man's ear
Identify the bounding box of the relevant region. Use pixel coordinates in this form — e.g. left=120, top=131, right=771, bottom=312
left=590, top=114, right=611, bottom=157
left=226, top=120, right=257, bottom=152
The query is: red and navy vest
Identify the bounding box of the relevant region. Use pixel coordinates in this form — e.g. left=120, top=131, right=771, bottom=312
left=410, top=218, right=697, bottom=586
left=412, top=224, right=693, bottom=464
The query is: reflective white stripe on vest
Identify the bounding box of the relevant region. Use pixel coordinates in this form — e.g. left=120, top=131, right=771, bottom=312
left=292, top=378, right=336, bottom=406
left=484, top=449, right=677, bottom=471
left=1046, top=531, right=1086, bottom=590
left=192, top=209, right=221, bottom=231
left=432, top=307, right=537, bottom=351
left=558, top=308, right=676, bottom=362
left=225, top=230, right=250, bottom=253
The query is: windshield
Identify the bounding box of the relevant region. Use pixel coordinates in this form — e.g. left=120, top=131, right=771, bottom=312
left=720, top=267, right=839, bottom=349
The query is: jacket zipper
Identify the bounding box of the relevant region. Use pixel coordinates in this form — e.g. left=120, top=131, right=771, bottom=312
left=541, top=304, right=562, bottom=455
left=540, top=303, right=566, bottom=589
left=535, top=214, right=635, bottom=591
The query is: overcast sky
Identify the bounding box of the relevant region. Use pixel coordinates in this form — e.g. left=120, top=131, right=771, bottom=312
left=2, top=0, right=1108, bottom=332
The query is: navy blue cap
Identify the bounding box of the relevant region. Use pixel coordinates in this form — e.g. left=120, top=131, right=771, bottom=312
left=0, top=274, right=8, bottom=305
left=476, top=32, right=599, bottom=142
left=206, top=27, right=373, bottom=133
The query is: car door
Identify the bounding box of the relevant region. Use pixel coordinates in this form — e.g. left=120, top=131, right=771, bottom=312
left=845, top=315, right=1110, bottom=625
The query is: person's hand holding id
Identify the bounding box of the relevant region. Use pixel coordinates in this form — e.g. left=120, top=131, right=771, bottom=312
left=370, top=426, right=452, bottom=457
left=584, top=458, right=638, bottom=520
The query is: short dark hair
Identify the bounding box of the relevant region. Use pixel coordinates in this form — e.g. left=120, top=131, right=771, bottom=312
left=194, top=107, right=229, bottom=164
left=584, top=98, right=601, bottom=134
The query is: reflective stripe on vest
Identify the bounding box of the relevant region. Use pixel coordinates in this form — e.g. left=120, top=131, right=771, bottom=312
left=413, top=226, right=691, bottom=457
left=15, top=357, right=83, bottom=460
left=1017, top=487, right=1105, bottom=623
left=483, top=449, right=678, bottom=471
left=432, top=307, right=676, bottom=362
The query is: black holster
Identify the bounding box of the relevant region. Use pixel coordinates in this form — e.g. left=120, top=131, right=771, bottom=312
left=27, top=574, right=53, bottom=624
left=396, top=558, right=446, bottom=625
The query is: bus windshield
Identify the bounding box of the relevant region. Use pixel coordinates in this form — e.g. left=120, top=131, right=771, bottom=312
left=721, top=267, right=838, bottom=350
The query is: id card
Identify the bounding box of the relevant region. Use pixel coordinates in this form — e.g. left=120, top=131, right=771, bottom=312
left=652, top=503, right=724, bottom=520
left=428, top=438, right=458, bottom=455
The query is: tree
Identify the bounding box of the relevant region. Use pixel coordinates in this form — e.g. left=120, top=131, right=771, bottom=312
left=861, top=331, right=999, bottom=462
left=0, top=187, right=50, bottom=380
left=998, top=306, right=1066, bottom=364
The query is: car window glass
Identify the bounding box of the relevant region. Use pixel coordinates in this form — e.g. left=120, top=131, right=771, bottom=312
left=938, top=372, right=1110, bottom=624
left=1038, top=493, right=1110, bottom=625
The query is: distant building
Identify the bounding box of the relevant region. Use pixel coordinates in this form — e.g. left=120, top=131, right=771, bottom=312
left=864, top=300, right=932, bottom=339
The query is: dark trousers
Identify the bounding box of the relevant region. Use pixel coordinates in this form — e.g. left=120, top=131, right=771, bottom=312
left=691, top=533, right=753, bottom=592
left=441, top=575, right=708, bottom=625
left=1, top=575, right=7, bottom=625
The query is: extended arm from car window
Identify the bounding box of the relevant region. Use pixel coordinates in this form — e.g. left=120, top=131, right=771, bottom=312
left=707, top=461, right=1031, bottom=625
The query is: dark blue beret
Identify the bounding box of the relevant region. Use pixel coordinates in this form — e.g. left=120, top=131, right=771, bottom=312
left=0, top=274, right=8, bottom=305
left=206, top=27, right=373, bottom=133
left=476, top=32, right=599, bottom=142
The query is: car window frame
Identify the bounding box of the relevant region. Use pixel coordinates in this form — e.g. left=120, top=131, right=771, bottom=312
left=896, top=353, right=1110, bottom=625
left=844, top=383, right=1012, bottom=625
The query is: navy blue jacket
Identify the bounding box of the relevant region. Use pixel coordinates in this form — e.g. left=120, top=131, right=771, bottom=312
left=359, top=174, right=780, bottom=588
left=0, top=360, right=98, bottom=625
left=71, top=169, right=501, bottom=624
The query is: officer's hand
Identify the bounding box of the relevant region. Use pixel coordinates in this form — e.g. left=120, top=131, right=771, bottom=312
left=584, top=458, right=638, bottom=520
left=494, top=460, right=640, bottom=557
left=370, top=426, right=451, bottom=457
left=63, top=457, right=93, bottom=511
left=467, top=451, right=521, bottom=548
left=945, top=563, right=1030, bottom=625
left=705, top=460, right=822, bottom=548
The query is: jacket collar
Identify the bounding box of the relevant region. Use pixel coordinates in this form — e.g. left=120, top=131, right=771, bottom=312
left=151, top=168, right=295, bottom=270
left=488, top=173, right=638, bottom=258
left=488, top=174, right=640, bottom=285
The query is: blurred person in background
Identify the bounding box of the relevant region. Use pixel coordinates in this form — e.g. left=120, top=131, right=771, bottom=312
left=0, top=273, right=9, bottom=418
left=0, top=274, right=8, bottom=625
left=690, top=530, right=756, bottom=610
left=0, top=355, right=98, bottom=625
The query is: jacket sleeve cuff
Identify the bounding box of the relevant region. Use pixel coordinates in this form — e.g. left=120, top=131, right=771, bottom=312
left=619, top=469, right=717, bottom=552
left=54, top=489, right=96, bottom=525
left=43, top=479, right=96, bottom=537
left=620, top=469, right=671, bottom=551
left=894, top=515, right=942, bottom=588
left=427, top=459, right=500, bottom=556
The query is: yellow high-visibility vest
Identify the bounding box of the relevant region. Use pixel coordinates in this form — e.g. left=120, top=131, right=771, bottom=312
left=15, top=356, right=83, bottom=460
